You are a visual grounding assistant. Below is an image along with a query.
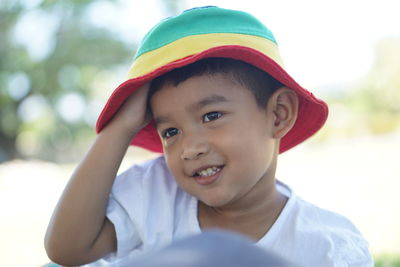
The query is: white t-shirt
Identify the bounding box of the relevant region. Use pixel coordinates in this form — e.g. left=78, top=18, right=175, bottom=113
left=96, top=156, right=373, bottom=266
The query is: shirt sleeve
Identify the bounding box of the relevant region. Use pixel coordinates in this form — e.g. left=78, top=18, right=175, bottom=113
left=102, top=164, right=146, bottom=262
left=104, top=192, right=143, bottom=261
left=335, top=233, right=374, bottom=267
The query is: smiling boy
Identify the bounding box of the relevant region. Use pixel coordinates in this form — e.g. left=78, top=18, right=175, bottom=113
left=148, top=59, right=291, bottom=241
left=45, top=6, right=373, bottom=267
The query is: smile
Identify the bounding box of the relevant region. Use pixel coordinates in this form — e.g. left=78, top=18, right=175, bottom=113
left=192, top=165, right=224, bottom=186
left=195, top=166, right=221, bottom=177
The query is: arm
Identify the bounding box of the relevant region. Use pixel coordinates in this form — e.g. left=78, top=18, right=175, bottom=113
left=44, top=84, right=151, bottom=266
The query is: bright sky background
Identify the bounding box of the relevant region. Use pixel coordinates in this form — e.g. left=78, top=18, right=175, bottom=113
left=112, top=0, right=400, bottom=91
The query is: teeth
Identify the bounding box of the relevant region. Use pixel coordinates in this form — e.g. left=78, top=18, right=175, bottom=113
left=196, top=167, right=221, bottom=177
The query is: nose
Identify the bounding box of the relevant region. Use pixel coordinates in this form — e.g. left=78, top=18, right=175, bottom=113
left=181, top=130, right=210, bottom=161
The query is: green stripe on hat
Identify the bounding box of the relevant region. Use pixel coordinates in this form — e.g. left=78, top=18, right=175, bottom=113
left=135, top=6, right=277, bottom=59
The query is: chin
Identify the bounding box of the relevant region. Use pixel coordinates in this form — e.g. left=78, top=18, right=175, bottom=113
left=199, top=195, right=232, bottom=208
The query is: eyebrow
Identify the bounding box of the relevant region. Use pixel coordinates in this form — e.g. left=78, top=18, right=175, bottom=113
left=191, top=94, right=229, bottom=111
left=153, top=94, right=230, bottom=128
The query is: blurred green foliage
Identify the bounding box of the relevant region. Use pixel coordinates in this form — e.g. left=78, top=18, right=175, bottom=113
left=345, top=38, right=400, bottom=133
left=375, top=254, right=400, bottom=267
left=0, top=1, right=124, bottom=162
left=1, top=0, right=135, bottom=162
left=311, top=37, right=400, bottom=142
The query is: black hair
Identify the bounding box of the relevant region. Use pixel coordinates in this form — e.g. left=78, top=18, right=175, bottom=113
left=148, top=57, right=283, bottom=109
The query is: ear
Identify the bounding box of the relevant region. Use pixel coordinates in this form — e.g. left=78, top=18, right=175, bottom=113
left=267, top=87, right=299, bottom=139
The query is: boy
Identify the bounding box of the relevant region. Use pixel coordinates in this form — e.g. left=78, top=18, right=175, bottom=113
left=45, top=6, right=373, bottom=266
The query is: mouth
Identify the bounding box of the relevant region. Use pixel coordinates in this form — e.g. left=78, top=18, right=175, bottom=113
left=192, top=165, right=223, bottom=178
left=191, top=165, right=224, bottom=186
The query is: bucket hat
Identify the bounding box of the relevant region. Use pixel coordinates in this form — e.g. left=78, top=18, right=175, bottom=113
left=96, top=6, right=328, bottom=153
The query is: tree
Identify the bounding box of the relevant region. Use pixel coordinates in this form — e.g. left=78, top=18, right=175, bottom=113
left=346, top=37, right=400, bottom=134
left=0, top=0, right=134, bottom=162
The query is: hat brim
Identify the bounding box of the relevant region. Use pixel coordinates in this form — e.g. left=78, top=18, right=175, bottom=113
left=96, top=45, right=328, bottom=154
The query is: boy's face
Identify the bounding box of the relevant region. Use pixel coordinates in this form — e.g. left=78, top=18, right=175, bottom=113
left=151, top=74, right=278, bottom=208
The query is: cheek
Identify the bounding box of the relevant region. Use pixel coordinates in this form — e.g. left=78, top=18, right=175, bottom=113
left=164, top=151, right=187, bottom=184
left=165, top=156, right=196, bottom=194
left=165, top=152, right=178, bottom=172
left=216, top=126, right=275, bottom=169
left=213, top=124, right=267, bottom=153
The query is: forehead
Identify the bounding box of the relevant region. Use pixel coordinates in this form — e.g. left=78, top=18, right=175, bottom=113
left=150, top=73, right=251, bottom=111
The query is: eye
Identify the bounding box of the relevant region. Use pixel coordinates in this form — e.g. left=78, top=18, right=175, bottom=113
left=162, top=128, right=179, bottom=139
left=203, top=111, right=222, bottom=122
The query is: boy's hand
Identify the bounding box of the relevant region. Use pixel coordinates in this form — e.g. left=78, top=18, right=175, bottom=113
left=108, top=83, right=151, bottom=136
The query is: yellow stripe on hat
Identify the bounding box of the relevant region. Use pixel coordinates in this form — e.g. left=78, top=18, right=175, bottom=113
left=127, top=33, right=283, bottom=79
